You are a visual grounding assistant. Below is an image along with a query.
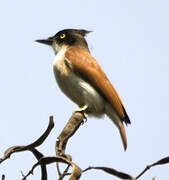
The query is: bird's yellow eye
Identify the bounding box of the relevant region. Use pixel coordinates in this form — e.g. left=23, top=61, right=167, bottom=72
left=60, top=34, right=66, bottom=39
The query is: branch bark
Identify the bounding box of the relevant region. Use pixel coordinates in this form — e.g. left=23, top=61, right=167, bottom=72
left=1, top=113, right=169, bottom=180
left=56, top=111, right=84, bottom=156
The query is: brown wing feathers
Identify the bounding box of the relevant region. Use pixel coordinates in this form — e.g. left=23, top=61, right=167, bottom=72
left=65, top=47, right=130, bottom=125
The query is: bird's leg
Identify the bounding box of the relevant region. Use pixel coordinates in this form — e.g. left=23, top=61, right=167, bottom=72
left=75, top=105, right=88, bottom=123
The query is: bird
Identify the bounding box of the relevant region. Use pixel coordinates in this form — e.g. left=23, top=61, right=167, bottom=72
left=36, top=29, right=131, bottom=150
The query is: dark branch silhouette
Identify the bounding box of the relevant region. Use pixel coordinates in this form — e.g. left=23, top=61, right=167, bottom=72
left=0, top=116, right=54, bottom=164
left=0, top=112, right=169, bottom=180
left=1, top=175, right=5, bottom=180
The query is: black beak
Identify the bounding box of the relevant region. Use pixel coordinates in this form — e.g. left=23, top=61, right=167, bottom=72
left=35, top=38, right=53, bottom=46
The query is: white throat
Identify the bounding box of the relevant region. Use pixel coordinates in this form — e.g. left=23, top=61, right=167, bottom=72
left=52, top=41, right=68, bottom=55
left=52, top=42, right=59, bottom=54
left=52, top=43, right=68, bottom=68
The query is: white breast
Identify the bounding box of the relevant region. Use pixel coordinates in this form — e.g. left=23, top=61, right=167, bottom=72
left=53, top=46, right=105, bottom=117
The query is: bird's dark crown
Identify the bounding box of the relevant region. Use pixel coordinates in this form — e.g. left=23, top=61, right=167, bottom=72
left=36, top=29, right=91, bottom=51
left=51, top=29, right=91, bottom=50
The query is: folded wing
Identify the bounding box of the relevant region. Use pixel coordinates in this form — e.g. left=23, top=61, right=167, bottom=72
left=65, top=47, right=130, bottom=125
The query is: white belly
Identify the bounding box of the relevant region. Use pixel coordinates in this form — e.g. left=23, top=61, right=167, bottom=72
left=53, top=49, right=105, bottom=117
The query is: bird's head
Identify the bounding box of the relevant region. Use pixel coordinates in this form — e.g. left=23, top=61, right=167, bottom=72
left=36, top=29, right=92, bottom=53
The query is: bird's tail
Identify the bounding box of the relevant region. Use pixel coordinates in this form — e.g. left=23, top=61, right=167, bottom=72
left=105, top=103, right=127, bottom=150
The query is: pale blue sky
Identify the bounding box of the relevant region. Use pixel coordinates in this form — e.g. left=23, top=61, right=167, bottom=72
left=0, top=0, right=169, bottom=179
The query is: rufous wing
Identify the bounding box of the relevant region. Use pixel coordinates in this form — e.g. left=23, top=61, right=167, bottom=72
left=65, top=47, right=130, bottom=125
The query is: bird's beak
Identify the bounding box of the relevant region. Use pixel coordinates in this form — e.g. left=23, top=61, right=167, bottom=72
left=35, top=38, right=53, bottom=46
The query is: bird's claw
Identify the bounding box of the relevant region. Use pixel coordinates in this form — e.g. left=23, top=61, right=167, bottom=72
left=75, top=105, right=88, bottom=124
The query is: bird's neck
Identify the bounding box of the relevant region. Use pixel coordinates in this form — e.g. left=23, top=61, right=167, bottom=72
left=52, top=41, right=89, bottom=55
left=52, top=42, right=67, bottom=55
left=74, top=37, right=90, bottom=52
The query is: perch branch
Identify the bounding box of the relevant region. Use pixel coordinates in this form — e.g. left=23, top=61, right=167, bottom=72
left=1, top=112, right=169, bottom=180
left=56, top=111, right=85, bottom=156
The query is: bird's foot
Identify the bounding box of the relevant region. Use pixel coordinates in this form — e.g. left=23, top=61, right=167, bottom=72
left=75, top=105, right=88, bottom=123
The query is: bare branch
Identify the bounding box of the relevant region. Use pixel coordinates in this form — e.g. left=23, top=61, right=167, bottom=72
left=23, top=156, right=82, bottom=180
left=56, top=111, right=84, bottom=155
left=1, top=113, right=169, bottom=180
left=29, top=148, right=47, bottom=180
left=136, top=156, right=169, bottom=179
left=56, top=162, right=62, bottom=177
left=1, top=175, right=5, bottom=180
left=136, top=166, right=150, bottom=179
left=69, top=162, right=82, bottom=180
left=58, top=164, right=71, bottom=180
left=82, top=166, right=134, bottom=180
left=81, top=156, right=169, bottom=180
left=25, top=116, right=54, bottom=149
left=150, top=156, right=169, bottom=167
left=0, top=116, right=54, bottom=163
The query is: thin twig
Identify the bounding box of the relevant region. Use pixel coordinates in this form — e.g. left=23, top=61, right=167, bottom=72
left=136, top=166, right=150, bottom=179
left=29, top=148, right=47, bottom=180
left=82, top=166, right=132, bottom=179
left=136, top=156, right=169, bottom=179
left=1, top=175, right=5, bottom=180
left=58, top=164, right=71, bottom=180
left=56, top=162, right=62, bottom=177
